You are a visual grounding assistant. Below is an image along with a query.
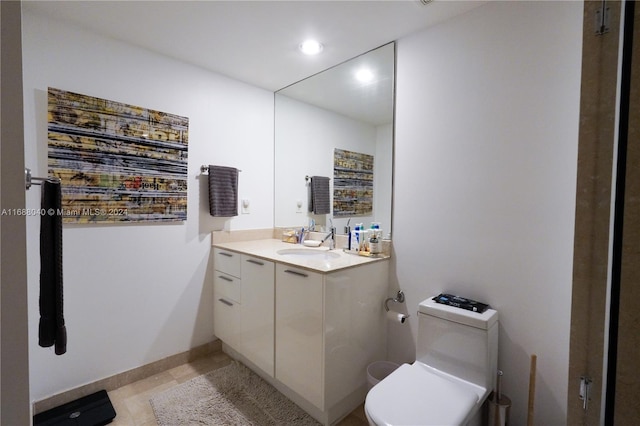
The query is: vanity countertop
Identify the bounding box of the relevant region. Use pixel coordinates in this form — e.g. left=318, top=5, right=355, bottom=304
left=213, top=238, right=389, bottom=273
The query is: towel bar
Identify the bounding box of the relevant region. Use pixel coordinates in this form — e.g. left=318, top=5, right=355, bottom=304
left=305, top=175, right=331, bottom=182
left=200, top=165, right=242, bottom=174
left=25, top=168, right=60, bottom=190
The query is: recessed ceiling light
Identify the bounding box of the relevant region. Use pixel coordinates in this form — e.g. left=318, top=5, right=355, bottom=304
left=299, top=39, right=323, bottom=55
left=355, top=68, right=375, bottom=83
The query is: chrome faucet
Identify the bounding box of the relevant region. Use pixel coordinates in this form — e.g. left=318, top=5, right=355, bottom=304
left=321, top=227, right=336, bottom=250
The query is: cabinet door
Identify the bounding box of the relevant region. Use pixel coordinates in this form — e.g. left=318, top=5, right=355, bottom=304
left=240, top=255, right=275, bottom=376
left=213, top=292, right=240, bottom=349
left=275, top=264, right=324, bottom=409
left=324, top=261, right=389, bottom=409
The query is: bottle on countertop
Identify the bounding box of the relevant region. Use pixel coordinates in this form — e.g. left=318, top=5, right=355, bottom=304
left=352, top=223, right=363, bottom=253
left=382, top=233, right=392, bottom=257
left=369, top=222, right=381, bottom=254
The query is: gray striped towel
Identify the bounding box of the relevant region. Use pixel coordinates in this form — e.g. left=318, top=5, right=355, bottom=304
left=309, top=176, right=330, bottom=215
left=208, top=165, right=239, bottom=217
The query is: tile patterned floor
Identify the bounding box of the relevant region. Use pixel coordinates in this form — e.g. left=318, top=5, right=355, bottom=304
left=108, top=350, right=368, bottom=425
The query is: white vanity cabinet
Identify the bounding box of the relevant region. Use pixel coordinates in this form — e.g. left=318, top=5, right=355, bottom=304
left=213, top=248, right=275, bottom=377
left=275, top=260, right=389, bottom=424
left=213, top=239, right=389, bottom=425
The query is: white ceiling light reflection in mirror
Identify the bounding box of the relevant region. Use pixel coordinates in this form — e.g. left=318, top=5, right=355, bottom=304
left=280, top=43, right=394, bottom=126
left=274, top=42, right=394, bottom=237
left=355, top=68, right=375, bottom=84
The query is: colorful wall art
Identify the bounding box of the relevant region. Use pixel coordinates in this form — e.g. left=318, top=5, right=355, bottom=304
left=333, top=148, right=374, bottom=217
left=47, top=88, right=189, bottom=223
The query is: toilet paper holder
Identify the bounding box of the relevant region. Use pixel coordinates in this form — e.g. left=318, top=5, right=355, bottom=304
left=384, top=290, right=407, bottom=312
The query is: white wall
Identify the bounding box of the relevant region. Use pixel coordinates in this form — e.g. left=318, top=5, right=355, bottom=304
left=274, top=95, right=390, bottom=232
left=22, top=12, right=274, bottom=402
left=391, top=2, right=582, bottom=425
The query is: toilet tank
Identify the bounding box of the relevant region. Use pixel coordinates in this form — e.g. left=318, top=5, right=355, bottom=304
left=416, top=297, right=498, bottom=392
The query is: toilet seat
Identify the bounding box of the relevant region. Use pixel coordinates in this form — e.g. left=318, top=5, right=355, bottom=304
left=365, top=363, right=479, bottom=426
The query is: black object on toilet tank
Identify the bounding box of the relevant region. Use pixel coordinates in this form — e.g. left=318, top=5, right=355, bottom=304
left=33, top=390, right=116, bottom=426
left=433, top=293, right=490, bottom=313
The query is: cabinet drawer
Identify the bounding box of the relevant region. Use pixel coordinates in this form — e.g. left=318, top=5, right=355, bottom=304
left=214, top=292, right=240, bottom=349
left=213, top=248, right=241, bottom=277
left=214, top=271, right=241, bottom=303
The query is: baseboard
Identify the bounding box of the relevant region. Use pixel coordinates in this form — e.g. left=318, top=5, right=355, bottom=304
left=33, top=339, right=222, bottom=415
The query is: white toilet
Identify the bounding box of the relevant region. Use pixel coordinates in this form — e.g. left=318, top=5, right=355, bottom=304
left=365, top=296, right=498, bottom=426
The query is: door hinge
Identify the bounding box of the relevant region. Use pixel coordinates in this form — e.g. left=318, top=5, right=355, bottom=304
left=595, top=1, right=611, bottom=35
left=579, top=376, right=593, bottom=410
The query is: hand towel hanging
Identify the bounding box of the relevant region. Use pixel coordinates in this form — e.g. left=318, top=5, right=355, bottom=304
left=39, top=180, right=67, bottom=355
left=309, top=176, right=331, bottom=215
left=208, top=165, right=239, bottom=217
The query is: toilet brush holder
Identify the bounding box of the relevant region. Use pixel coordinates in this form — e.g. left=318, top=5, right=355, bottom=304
left=488, top=370, right=511, bottom=426
left=488, top=393, right=511, bottom=426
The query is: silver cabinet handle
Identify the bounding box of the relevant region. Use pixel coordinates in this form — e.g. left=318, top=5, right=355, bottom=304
left=218, top=275, right=233, bottom=282
left=246, top=259, right=264, bottom=266
left=284, top=269, right=308, bottom=278
left=219, top=252, right=233, bottom=257
left=218, top=298, right=233, bottom=307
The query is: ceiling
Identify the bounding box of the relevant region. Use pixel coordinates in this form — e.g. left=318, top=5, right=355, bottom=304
left=23, top=0, right=484, bottom=93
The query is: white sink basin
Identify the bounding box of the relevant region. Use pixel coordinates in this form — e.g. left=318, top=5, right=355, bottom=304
left=277, top=248, right=341, bottom=259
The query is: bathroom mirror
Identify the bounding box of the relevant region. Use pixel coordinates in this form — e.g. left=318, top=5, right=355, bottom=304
left=274, top=42, right=394, bottom=236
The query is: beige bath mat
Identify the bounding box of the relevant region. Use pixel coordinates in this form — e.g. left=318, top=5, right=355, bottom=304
left=150, top=361, right=320, bottom=425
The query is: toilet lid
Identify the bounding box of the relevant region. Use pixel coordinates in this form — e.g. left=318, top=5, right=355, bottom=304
left=365, top=363, right=478, bottom=426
